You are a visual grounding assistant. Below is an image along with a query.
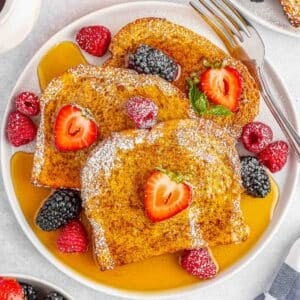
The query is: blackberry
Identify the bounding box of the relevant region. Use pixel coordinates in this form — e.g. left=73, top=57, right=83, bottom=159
left=240, top=156, right=271, bottom=198
left=44, top=291, right=66, bottom=300
left=20, top=282, right=37, bottom=300
left=128, top=44, right=178, bottom=81
left=36, top=189, right=82, bottom=231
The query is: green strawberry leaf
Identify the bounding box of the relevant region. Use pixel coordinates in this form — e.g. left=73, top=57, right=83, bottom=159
left=206, top=105, right=233, bottom=116
left=203, top=58, right=224, bottom=69
left=155, top=167, right=190, bottom=184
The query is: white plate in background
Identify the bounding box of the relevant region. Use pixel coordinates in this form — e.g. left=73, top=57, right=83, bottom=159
left=230, top=0, right=300, bottom=38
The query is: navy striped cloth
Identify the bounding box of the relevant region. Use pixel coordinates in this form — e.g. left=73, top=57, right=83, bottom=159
left=255, top=238, right=300, bottom=300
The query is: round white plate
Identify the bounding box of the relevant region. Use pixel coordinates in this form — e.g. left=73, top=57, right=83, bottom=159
left=230, top=0, right=300, bottom=38
left=1, top=1, right=299, bottom=299
left=1, top=273, right=73, bottom=299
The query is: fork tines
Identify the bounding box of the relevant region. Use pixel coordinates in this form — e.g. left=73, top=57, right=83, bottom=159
left=190, top=0, right=251, bottom=46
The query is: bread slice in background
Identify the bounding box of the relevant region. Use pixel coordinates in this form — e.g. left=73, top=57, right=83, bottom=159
left=105, top=18, right=260, bottom=137
left=280, top=0, right=300, bottom=27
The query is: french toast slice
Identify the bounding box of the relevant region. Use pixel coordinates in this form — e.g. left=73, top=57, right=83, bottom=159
left=280, top=0, right=300, bottom=27
left=105, top=18, right=260, bottom=137
left=81, top=119, right=248, bottom=270
left=32, top=65, right=192, bottom=189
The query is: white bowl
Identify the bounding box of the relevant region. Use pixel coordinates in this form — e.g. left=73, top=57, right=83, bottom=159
left=0, top=0, right=41, bottom=54
left=1, top=2, right=299, bottom=299
left=1, top=273, right=73, bottom=299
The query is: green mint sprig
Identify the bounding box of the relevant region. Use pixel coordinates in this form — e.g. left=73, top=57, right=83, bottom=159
left=186, top=78, right=232, bottom=117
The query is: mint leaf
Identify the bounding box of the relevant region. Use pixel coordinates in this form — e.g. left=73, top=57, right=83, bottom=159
left=187, top=80, right=208, bottom=115
left=206, top=105, right=233, bottom=116
left=193, top=93, right=208, bottom=114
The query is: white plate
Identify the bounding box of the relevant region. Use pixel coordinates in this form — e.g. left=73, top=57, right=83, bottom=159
left=1, top=273, right=73, bottom=299
left=1, top=1, right=299, bottom=299
left=230, top=0, right=300, bottom=38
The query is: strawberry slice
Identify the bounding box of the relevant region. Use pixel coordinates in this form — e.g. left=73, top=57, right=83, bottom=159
left=144, top=170, right=192, bottom=222
left=200, top=66, right=242, bottom=112
left=54, top=104, right=98, bottom=151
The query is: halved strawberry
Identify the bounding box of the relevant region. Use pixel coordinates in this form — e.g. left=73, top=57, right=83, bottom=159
left=54, top=104, right=98, bottom=151
left=200, top=66, right=242, bottom=112
left=144, top=170, right=192, bottom=222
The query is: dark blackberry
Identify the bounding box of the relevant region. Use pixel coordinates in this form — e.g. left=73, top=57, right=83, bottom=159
left=20, top=282, right=37, bottom=300
left=36, top=189, right=82, bottom=231
left=128, top=44, right=178, bottom=81
left=240, top=156, right=271, bottom=198
left=44, top=291, right=66, bottom=300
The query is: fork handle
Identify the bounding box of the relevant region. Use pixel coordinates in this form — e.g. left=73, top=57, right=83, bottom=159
left=257, top=65, right=300, bottom=161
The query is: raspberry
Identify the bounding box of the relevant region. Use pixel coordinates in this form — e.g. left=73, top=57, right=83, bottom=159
left=258, top=141, right=289, bottom=173
left=241, top=122, right=273, bottom=153
left=76, top=25, right=111, bottom=57
left=15, top=91, right=40, bottom=116
left=57, top=220, right=88, bottom=253
left=128, top=45, right=178, bottom=81
left=6, top=111, right=37, bottom=147
left=180, top=248, right=218, bottom=279
left=125, top=96, right=158, bottom=129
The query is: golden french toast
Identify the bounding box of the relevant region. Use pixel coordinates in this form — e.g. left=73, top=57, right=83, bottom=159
left=32, top=65, right=192, bottom=189
left=81, top=119, right=249, bottom=270
left=280, top=0, right=300, bottom=27
left=105, top=18, right=260, bottom=137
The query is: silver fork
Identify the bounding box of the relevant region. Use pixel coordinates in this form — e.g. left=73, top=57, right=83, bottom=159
left=190, top=0, right=300, bottom=160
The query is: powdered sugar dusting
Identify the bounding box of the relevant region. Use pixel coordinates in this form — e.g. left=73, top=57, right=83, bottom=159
left=90, top=220, right=115, bottom=270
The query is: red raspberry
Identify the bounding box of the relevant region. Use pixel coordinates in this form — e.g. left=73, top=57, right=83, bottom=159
left=0, top=277, right=24, bottom=300
left=125, top=96, right=158, bottom=129
left=258, top=141, right=289, bottom=173
left=241, top=122, right=273, bottom=153
left=6, top=111, right=37, bottom=147
left=15, top=91, right=40, bottom=116
left=76, top=25, right=111, bottom=57
left=57, top=220, right=88, bottom=253
left=180, top=248, right=218, bottom=279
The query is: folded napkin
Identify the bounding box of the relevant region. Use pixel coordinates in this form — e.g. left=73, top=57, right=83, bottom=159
left=255, top=238, right=300, bottom=300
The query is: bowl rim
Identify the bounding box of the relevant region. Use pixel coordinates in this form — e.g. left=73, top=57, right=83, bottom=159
left=229, top=0, right=300, bottom=39
left=1, top=273, right=73, bottom=299
left=0, top=1, right=299, bottom=299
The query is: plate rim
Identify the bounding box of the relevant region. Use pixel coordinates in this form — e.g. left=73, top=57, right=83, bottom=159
left=230, top=0, right=300, bottom=38
left=1, top=1, right=299, bottom=299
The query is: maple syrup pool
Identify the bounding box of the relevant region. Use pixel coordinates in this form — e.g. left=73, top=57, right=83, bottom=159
left=11, top=151, right=279, bottom=291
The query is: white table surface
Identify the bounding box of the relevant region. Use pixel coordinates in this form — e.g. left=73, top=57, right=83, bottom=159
left=0, top=1, right=299, bottom=299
